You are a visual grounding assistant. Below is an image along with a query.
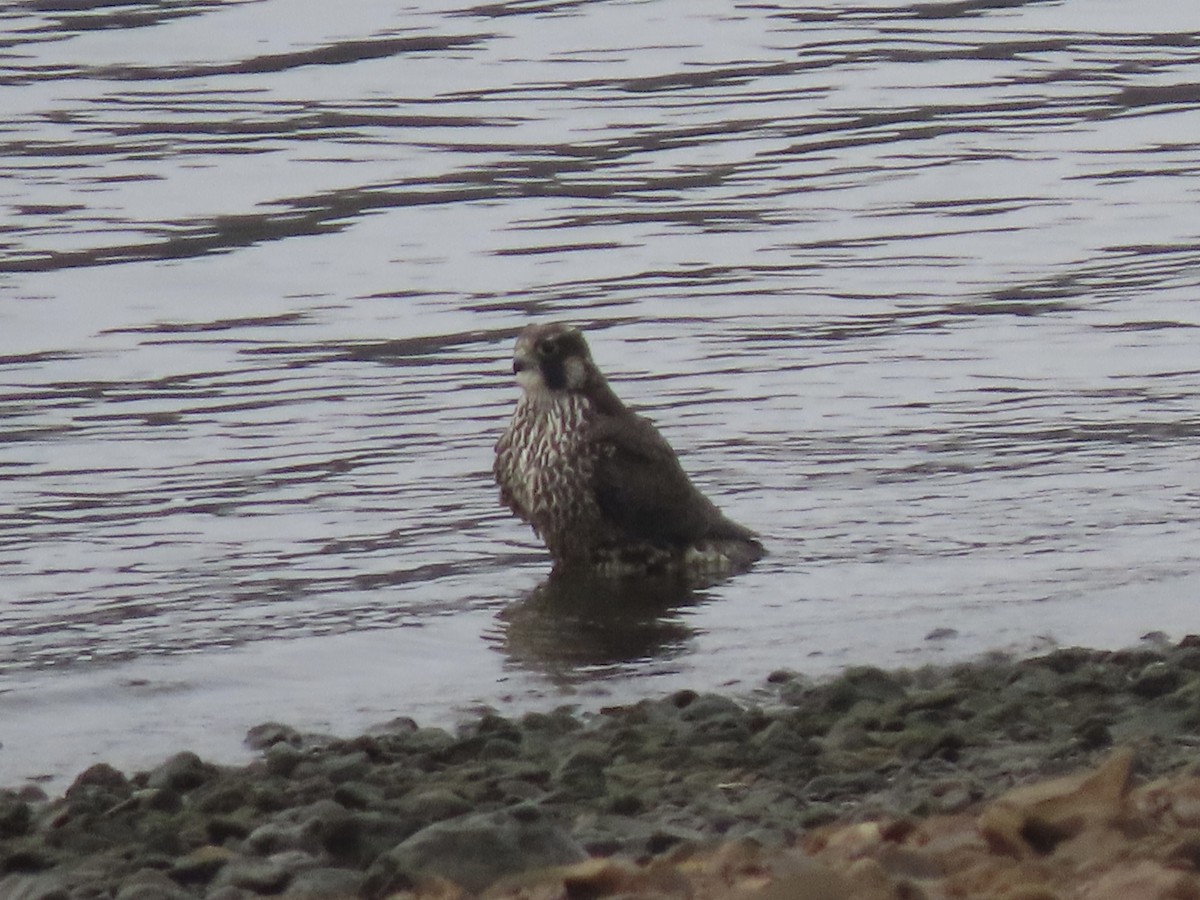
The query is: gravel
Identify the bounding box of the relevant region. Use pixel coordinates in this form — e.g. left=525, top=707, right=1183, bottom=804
left=5, top=636, right=1200, bottom=898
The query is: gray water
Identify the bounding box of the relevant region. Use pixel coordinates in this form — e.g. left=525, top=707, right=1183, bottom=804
left=2, top=0, right=1199, bottom=787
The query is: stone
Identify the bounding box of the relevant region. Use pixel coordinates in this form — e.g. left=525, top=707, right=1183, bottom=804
left=372, top=804, right=585, bottom=893
left=146, top=752, right=216, bottom=793
left=245, top=723, right=302, bottom=750
left=170, top=845, right=237, bottom=885
left=283, top=867, right=364, bottom=898
left=0, top=796, right=33, bottom=838
left=115, top=868, right=192, bottom=900
left=553, top=748, right=608, bottom=799
left=397, top=788, right=472, bottom=826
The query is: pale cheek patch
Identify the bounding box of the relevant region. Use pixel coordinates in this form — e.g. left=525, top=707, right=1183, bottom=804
left=516, top=368, right=544, bottom=391
left=564, top=357, right=587, bottom=390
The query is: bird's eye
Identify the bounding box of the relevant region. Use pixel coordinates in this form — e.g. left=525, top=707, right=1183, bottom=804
left=536, top=338, right=556, bottom=357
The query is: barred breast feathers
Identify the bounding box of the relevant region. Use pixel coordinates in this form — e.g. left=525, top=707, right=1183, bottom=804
left=494, top=323, right=763, bottom=577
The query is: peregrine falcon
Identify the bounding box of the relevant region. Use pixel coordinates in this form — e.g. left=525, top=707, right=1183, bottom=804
left=493, top=323, right=764, bottom=578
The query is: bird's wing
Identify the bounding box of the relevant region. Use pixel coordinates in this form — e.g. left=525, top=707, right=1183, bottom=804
left=588, top=412, right=732, bottom=546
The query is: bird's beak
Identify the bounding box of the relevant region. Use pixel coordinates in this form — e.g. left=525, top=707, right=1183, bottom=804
left=512, top=350, right=541, bottom=391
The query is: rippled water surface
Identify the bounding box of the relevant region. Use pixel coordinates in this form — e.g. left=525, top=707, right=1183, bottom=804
left=3, top=0, right=1199, bottom=785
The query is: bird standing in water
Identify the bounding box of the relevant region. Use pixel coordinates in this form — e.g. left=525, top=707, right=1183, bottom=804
left=493, top=323, right=763, bottom=578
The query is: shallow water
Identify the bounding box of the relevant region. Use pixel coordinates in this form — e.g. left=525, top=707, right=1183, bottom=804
left=2, top=0, right=1199, bottom=786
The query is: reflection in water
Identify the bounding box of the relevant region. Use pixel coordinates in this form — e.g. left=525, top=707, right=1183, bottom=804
left=497, top=572, right=702, bottom=682
left=1, top=0, right=1199, bottom=786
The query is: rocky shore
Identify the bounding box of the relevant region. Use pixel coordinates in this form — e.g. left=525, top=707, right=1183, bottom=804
left=5, top=636, right=1200, bottom=899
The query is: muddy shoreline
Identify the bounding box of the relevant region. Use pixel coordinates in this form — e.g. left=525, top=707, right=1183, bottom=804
left=4, top=636, right=1200, bottom=898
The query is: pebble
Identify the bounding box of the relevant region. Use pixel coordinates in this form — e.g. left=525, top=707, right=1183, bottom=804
left=5, top=638, right=1200, bottom=897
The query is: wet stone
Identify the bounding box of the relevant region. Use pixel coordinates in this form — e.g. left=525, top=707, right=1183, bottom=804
left=554, top=748, right=608, bottom=799
left=195, top=782, right=255, bottom=815
left=264, top=742, right=304, bottom=778
left=214, top=851, right=313, bottom=893
left=322, top=752, right=370, bottom=784
left=0, top=796, right=32, bottom=838
left=146, top=752, right=216, bottom=793
left=372, top=804, right=586, bottom=895
left=205, top=815, right=251, bottom=844
left=1131, top=662, right=1183, bottom=699
left=1, top=838, right=57, bottom=873
left=170, top=845, right=237, bottom=884
left=283, top=866, right=363, bottom=898
left=141, top=787, right=183, bottom=814
left=1074, top=717, right=1114, bottom=750
left=398, top=788, right=472, bottom=826
left=245, top=723, right=302, bottom=751
left=678, top=693, right=745, bottom=722
left=15, top=640, right=1200, bottom=899
left=331, top=780, right=381, bottom=810
left=68, top=763, right=129, bottom=793
left=116, top=868, right=192, bottom=900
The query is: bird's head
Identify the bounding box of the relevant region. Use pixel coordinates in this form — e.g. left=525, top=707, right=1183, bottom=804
left=511, top=323, right=598, bottom=395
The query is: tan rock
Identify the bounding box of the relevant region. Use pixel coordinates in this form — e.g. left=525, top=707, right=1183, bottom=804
left=979, top=749, right=1134, bottom=857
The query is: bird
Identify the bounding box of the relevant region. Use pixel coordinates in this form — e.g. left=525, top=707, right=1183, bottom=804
left=493, top=322, right=764, bottom=578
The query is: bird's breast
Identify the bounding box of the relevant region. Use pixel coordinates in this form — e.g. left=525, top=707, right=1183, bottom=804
left=497, top=394, right=605, bottom=549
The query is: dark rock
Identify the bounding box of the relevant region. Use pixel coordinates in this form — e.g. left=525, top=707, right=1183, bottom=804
left=243, top=821, right=311, bottom=857
left=0, top=871, right=72, bottom=900
left=64, top=763, right=132, bottom=815
left=480, top=737, right=521, bottom=760
left=520, top=707, right=581, bottom=737
left=342, top=735, right=386, bottom=761
left=398, top=727, right=455, bottom=757
left=344, top=811, right=422, bottom=865
left=20, top=636, right=1200, bottom=899
left=365, top=716, right=419, bottom=738
left=331, top=780, right=381, bottom=810
left=245, top=723, right=302, bottom=751
left=1, top=838, right=57, bottom=874
left=1035, top=647, right=1097, bottom=675
left=322, top=751, right=370, bottom=784
left=170, top=845, right=237, bottom=885
left=667, top=689, right=700, bottom=710
left=894, top=726, right=964, bottom=761
left=214, top=851, right=312, bottom=894
left=264, top=742, right=304, bottom=777
left=398, top=788, right=472, bottom=827
left=1131, top=662, right=1182, bottom=698
left=205, top=816, right=252, bottom=844
left=68, top=763, right=129, bottom=793
left=206, top=886, right=258, bottom=900
left=116, top=885, right=189, bottom=900
left=243, top=800, right=356, bottom=858
left=117, top=868, right=192, bottom=900
left=678, top=693, right=744, bottom=722
left=140, top=788, right=182, bottom=813
left=751, top=719, right=814, bottom=756
left=817, top=666, right=908, bottom=712
left=606, top=792, right=643, bottom=815
left=1074, top=717, right=1113, bottom=750
left=146, top=752, right=216, bottom=793
left=0, top=796, right=32, bottom=838
left=284, top=866, right=364, bottom=898
left=370, top=804, right=585, bottom=894
left=195, top=782, right=255, bottom=815
left=469, top=712, right=524, bottom=746
left=553, top=747, right=608, bottom=799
